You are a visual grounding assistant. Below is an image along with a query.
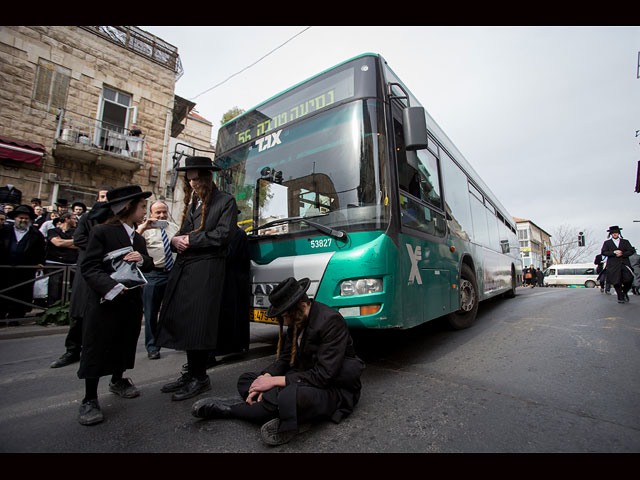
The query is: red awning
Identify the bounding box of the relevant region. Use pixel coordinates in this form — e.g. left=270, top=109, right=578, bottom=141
left=0, top=136, right=46, bottom=166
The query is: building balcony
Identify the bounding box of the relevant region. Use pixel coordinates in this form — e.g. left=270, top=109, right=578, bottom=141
left=52, top=109, right=146, bottom=172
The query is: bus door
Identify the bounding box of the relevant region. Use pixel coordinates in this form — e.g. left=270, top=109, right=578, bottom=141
left=390, top=94, right=450, bottom=325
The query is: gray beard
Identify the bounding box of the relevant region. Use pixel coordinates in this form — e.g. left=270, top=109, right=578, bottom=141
left=14, top=221, right=31, bottom=231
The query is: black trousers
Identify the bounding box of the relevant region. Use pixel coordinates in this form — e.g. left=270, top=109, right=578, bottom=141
left=613, top=281, right=632, bottom=300
left=230, top=372, right=339, bottom=432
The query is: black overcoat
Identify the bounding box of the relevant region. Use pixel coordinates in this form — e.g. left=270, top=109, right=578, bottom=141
left=0, top=224, right=45, bottom=314
left=262, top=301, right=365, bottom=427
left=77, top=222, right=153, bottom=379
left=156, top=189, right=237, bottom=351
left=601, top=238, right=636, bottom=285
left=216, top=226, right=251, bottom=355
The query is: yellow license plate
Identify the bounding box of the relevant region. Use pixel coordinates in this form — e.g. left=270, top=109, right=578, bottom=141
left=252, top=308, right=278, bottom=324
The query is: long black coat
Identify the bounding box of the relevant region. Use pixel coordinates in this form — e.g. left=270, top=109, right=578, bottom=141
left=156, top=189, right=237, bottom=351
left=601, top=238, right=636, bottom=285
left=77, top=222, right=153, bottom=379
left=262, top=301, right=365, bottom=426
left=0, top=224, right=45, bottom=315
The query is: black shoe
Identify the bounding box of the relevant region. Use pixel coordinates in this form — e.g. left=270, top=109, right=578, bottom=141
left=50, top=352, right=80, bottom=368
left=161, top=373, right=192, bottom=393
left=624, top=293, right=630, bottom=303
left=171, top=376, right=211, bottom=401
left=147, top=350, right=160, bottom=360
left=191, top=397, right=235, bottom=419
left=109, top=378, right=140, bottom=398
left=78, top=399, right=103, bottom=426
left=260, top=418, right=311, bottom=446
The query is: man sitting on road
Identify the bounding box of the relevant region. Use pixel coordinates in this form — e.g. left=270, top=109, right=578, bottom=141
left=191, top=277, right=365, bottom=446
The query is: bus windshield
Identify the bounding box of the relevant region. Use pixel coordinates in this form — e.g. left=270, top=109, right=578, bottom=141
left=215, top=100, right=389, bottom=237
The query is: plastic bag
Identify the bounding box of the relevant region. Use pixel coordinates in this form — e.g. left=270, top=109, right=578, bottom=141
left=33, top=271, right=49, bottom=299
left=103, top=246, right=147, bottom=289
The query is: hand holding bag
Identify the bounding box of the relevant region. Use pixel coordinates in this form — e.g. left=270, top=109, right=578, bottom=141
left=103, top=246, right=147, bottom=289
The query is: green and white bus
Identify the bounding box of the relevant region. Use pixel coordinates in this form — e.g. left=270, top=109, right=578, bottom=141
left=213, top=53, right=521, bottom=330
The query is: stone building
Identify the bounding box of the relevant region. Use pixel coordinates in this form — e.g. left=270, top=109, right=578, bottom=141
left=0, top=26, right=214, bottom=219
left=512, top=216, right=552, bottom=270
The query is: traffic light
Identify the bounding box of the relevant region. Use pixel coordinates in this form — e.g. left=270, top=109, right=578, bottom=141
left=578, top=232, right=585, bottom=247
left=546, top=250, right=551, bottom=261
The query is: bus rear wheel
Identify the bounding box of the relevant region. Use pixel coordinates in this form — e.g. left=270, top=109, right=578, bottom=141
left=447, top=264, right=479, bottom=330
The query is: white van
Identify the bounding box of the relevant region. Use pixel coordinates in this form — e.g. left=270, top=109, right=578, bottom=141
left=543, top=263, right=598, bottom=288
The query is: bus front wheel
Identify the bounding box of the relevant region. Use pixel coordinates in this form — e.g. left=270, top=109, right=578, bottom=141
left=447, top=264, right=479, bottom=330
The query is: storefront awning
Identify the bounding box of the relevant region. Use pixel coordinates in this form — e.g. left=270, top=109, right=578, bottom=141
left=0, top=136, right=46, bottom=166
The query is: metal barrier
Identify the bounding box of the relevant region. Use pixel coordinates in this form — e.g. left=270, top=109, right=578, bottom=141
left=0, top=264, right=76, bottom=321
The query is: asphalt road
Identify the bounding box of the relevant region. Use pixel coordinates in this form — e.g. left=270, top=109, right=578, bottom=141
left=0, top=286, right=638, bottom=453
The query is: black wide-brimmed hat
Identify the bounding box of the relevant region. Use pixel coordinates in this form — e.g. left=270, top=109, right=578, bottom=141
left=72, top=201, right=87, bottom=211
left=55, top=198, right=68, bottom=207
left=607, top=225, right=622, bottom=234
left=267, top=277, right=311, bottom=318
left=8, top=204, right=36, bottom=220
left=105, top=185, right=152, bottom=207
left=175, top=156, right=221, bottom=172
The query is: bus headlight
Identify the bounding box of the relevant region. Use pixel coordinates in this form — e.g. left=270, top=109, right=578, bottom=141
left=340, top=278, right=383, bottom=296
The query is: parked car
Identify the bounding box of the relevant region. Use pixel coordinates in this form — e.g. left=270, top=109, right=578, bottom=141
left=543, top=263, right=598, bottom=288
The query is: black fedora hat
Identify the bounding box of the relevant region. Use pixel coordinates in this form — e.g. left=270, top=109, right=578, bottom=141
left=72, top=201, right=87, bottom=211
left=105, top=185, right=152, bottom=207
left=8, top=204, right=36, bottom=220
left=55, top=198, right=69, bottom=207
left=607, top=225, right=622, bottom=234
left=175, top=156, right=221, bottom=172
left=267, top=277, right=311, bottom=318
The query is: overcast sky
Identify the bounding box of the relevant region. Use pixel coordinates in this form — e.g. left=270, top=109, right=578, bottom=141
left=141, top=26, right=640, bottom=258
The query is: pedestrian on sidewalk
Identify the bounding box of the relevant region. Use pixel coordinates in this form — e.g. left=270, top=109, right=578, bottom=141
left=0, top=205, right=45, bottom=325
left=76, top=186, right=153, bottom=426
left=50, top=188, right=112, bottom=369
left=156, top=157, right=237, bottom=402
left=600, top=225, right=636, bottom=304
left=136, top=199, right=178, bottom=359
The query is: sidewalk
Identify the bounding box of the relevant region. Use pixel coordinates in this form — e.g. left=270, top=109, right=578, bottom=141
left=0, top=319, right=68, bottom=340
left=0, top=318, right=280, bottom=345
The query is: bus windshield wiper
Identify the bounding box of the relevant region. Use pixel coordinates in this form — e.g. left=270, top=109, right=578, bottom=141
left=250, top=215, right=348, bottom=241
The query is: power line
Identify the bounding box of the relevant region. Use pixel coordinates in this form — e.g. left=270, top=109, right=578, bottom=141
left=189, top=26, right=312, bottom=101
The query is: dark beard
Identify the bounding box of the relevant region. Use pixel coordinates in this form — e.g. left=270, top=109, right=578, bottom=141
left=289, top=302, right=308, bottom=329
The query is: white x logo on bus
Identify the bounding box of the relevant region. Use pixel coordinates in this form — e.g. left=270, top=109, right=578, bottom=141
left=407, top=244, right=423, bottom=285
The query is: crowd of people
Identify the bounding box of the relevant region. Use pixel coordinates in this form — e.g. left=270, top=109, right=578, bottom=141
left=0, top=156, right=364, bottom=446
left=522, top=265, right=544, bottom=287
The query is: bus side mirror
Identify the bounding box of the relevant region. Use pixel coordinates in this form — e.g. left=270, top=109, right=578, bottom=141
left=403, top=106, right=428, bottom=150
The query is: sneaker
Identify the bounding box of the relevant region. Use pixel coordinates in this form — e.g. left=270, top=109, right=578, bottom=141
left=50, top=352, right=80, bottom=369
left=109, top=378, right=140, bottom=398
left=78, top=399, right=103, bottom=426
left=260, top=418, right=311, bottom=446
left=147, top=350, right=160, bottom=360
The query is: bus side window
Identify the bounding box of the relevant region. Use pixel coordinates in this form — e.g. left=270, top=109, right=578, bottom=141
left=394, top=118, right=445, bottom=237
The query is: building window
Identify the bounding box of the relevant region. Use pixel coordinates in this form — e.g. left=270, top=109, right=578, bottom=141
left=32, top=59, right=70, bottom=111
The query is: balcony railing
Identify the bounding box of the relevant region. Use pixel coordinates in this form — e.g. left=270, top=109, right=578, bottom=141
left=53, top=109, right=146, bottom=171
